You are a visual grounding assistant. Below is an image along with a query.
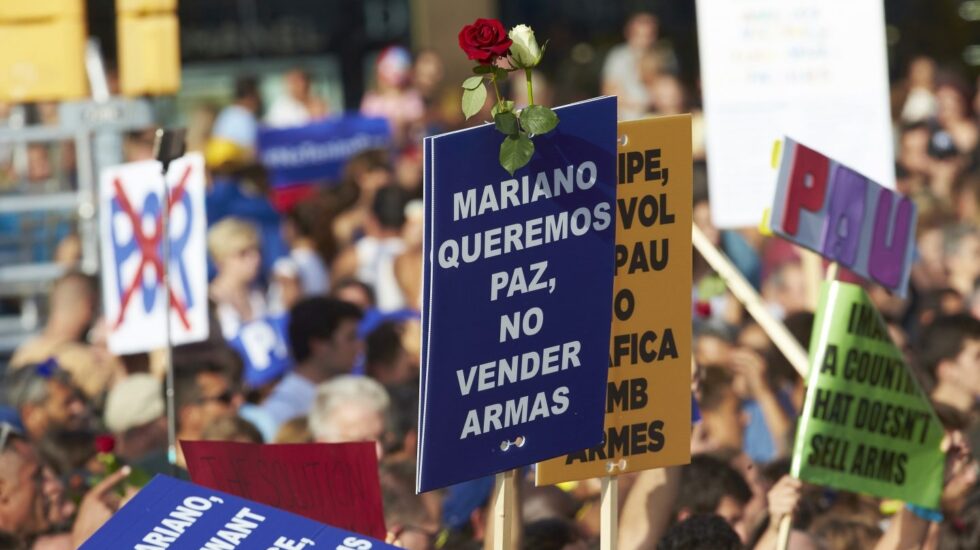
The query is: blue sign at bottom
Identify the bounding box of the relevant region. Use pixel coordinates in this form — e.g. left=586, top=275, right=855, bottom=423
left=80, top=475, right=396, bottom=550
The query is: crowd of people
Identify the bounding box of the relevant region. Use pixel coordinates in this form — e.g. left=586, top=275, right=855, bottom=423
left=0, top=10, right=979, bottom=550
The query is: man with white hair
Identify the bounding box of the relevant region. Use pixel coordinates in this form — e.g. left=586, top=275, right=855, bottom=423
left=308, top=375, right=390, bottom=458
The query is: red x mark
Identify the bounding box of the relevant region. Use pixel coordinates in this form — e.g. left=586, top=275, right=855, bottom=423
left=113, top=164, right=194, bottom=331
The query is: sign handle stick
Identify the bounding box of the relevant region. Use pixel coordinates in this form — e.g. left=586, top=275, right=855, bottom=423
left=826, top=261, right=840, bottom=282
left=777, top=260, right=838, bottom=550
left=691, top=224, right=809, bottom=376
left=153, top=130, right=178, bottom=473
left=491, top=469, right=515, bottom=550
left=776, top=515, right=792, bottom=550
left=600, top=476, right=619, bottom=550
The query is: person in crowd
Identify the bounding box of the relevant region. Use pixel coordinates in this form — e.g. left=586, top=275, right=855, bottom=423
left=9, top=273, right=119, bottom=399
left=645, top=73, right=706, bottom=160
left=361, top=46, right=425, bottom=149
left=914, top=215, right=952, bottom=291
left=331, top=277, right=377, bottom=311
left=944, top=225, right=980, bottom=301
left=413, top=49, right=453, bottom=135
left=274, top=416, right=312, bottom=444
left=657, top=514, right=742, bottom=550
left=208, top=75, right=262, bottom=162
left=760, top=260, right=808, bottom=320
left=331, top=149, right=396, bottom=247
left=522, top=518, right=586, bottom=550
left=308, top=375, right=390, bottom=458
left=334, top=184, right=409, bottom=312
left=919, top=314, right=980, bottom=414
left=265, top=68, right=328, bottom=128
left=601, top=12, right=677, bottom=120
left=1, top=364, right=89, bottom=444
left=208, top=217, right=271, bottom=338
left=0, top=422, right=133, bottom=548
left=729, top=345, right=793, bottom=464
left=102, top=374, right=167, bottom=464
left=365, top=321, right=415, bottom=386
left=672, top=455, right=753, bottom=541
left=0, top=423, right=69, bottom=542
left=394, top=199, right=425, bottom=311
left=168, top=360, right=241, bottom=471
left=899, top=56, right=938, bottom=123
left=380, top=461, right=435, bottom=549
left=275, top=201, right=334, bottom=304
left=200, top=416, right=264, bottom=444
left=934, top=76, right=978, bottom=156
left=694, top=367, right=746, bottom=455
left=261, top=297, right=363, bottom=428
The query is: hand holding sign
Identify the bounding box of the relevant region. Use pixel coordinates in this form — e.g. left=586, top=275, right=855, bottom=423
left=71, top=466, right=133, bottom=548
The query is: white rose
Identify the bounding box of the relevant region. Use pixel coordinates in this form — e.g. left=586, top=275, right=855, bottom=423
left=508, top=24, right=542, bottom=69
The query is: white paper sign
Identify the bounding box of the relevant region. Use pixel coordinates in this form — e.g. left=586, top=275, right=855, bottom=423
left=696, top=0, right=895, bottom=228
left=99, top=153, right=210, bottom=354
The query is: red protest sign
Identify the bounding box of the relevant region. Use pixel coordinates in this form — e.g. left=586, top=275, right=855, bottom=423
left=181, top=440, right=386, bottom=539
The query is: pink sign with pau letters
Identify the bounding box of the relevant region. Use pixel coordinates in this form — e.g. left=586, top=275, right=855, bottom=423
left=769, top=137, right=917, bottom=297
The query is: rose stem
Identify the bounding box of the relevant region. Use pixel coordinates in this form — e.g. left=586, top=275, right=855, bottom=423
left=491, top=71, right=504, bottom=111
left=525, top=69, right=534, bottom=106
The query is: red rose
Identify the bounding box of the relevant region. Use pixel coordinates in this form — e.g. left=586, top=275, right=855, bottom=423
left=95, top=435, right=115, bottom=454
left=458, top=18, right=512, bottom=65
left=694, top=300, right=712, bottom=318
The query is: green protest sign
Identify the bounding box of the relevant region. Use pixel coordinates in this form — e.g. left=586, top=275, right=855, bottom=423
left=791, top=281, right=945, bottom=509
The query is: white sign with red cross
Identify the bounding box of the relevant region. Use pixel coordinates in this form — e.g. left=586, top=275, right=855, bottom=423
left=99, top=153, right=210, bottom=354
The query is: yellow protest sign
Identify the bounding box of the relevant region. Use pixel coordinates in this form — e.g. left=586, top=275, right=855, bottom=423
left=0, top=0, right=87, bottom=102
left=535, top=115, right=692, bottom=485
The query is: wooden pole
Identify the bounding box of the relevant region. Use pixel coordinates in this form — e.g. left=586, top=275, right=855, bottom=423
left=600, top=476, right=619, bottom=550
left=152, top=130, right=178, bottom=472
left=801, top=250, right=823, bottom=311
left=826, top=262, right=840, bottom=282
left=691, top=224, right=809, bottom=377
left=776, top=261, right=838, bottom=550
left=492, top=470, right=515, bottom=550
left=776, top=514, right=792, bottom=550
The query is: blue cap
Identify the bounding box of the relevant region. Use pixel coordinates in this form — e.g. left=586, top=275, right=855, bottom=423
left=442, top=476, right=494, bottom=530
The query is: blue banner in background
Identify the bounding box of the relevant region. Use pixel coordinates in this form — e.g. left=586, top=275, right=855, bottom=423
left=417, top=96, right=618, bottom=492
left=79, top=475, right=398, bottom=549
left=258, top=115, right=391, bottom=188
left=227, top=314, right=292, bottom=388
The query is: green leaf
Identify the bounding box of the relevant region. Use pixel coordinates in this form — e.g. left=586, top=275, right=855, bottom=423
left=472, top=65, right=493, bottom=75
left=499, top=133, right=535, bottom=175
left=494, top=111, right=519, bottom=135
left=461, top=84, right=487, bottom=120
left=490, top=100, right=516, bottom=118
left=461, top=75, right=484, bottom=90
left=520, top=105, right=559, bottom=135
left=493, top=67, right=510, bottom=81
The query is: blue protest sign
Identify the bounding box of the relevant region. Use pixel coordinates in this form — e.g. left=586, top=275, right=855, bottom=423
left=257, top=115, right=391, bottom=188
left=417, top=97, right=617, bottom=492
left=227, top=314, right=293, bottom=388
left=79, top=475, right=397, bottom=550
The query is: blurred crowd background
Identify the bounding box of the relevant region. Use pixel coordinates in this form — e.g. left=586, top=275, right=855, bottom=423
left=0, top=1, right=979, bottom=549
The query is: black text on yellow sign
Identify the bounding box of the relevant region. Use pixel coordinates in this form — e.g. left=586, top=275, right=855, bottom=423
left=536, top=115, right=693, bottom=485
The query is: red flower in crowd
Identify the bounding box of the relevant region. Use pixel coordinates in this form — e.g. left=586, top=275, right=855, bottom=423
left=458, top=18, right=512, bottom=65
left=694, top=300, right=712, bottom=318
left=95, top=435, right=116, bottom=454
